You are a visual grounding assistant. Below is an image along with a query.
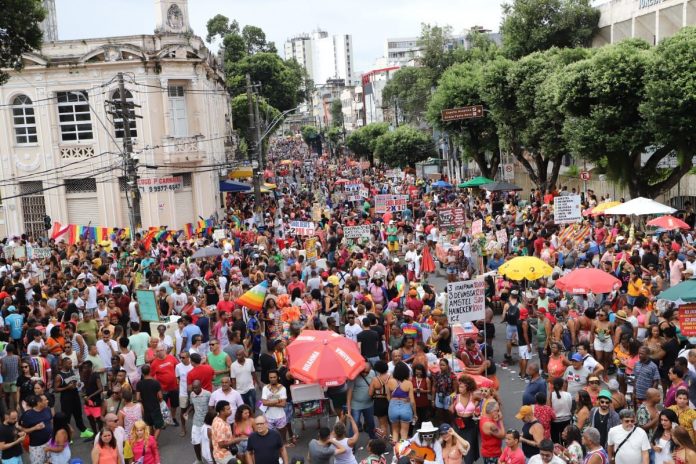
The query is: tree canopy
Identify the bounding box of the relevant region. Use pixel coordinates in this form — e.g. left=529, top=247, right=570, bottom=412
left=500, top=0, right=600, bottom=60
left=382, top=67, right=433, bottom=126
left=0, top=0, right=45, bottom=85
left=374, top=126, right=436, bottom=168
left=345, top=123, right=389, bottom=164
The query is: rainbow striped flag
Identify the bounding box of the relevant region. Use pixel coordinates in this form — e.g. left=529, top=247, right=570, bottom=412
left=184, top=223, right=194, bottom=239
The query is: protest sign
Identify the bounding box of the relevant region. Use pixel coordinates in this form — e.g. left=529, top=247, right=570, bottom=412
left=345, top=193, right=362, bottom=202
left=311, top=204, right=323, bottom=221
left=32, top=248, right=52, bottom=259
left=135, top=290, right=161, bottom=322
left=344, top=183, right=362, bottom=192
left=290, top=221, right=316, bottom=236
left=2, top=246, right=13, bottom=259
left=305, top=237, right=318, bottom=262
left=496, top=229, right=508, bottom=246
left=359, top=188, right=369, bottom=198
left=446, top=280, right=486, bottom=325
left=471, top=219, right=483, bottom=236
left=212, top=229, right=226, bottom=241
left=554, top=195, right=582, bottom=224
left=679, top=304, right=696, bottom=336
left=374, top=195, right=409, bottom=214
left=344, top=225, right=371, bottom=239
left=385, top=169, right=402, bottom=179
left=438, top=208, right=465, bottom=227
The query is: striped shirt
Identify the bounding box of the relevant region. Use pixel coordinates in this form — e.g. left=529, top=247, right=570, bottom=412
left=633, top=360, right=660, bottom=400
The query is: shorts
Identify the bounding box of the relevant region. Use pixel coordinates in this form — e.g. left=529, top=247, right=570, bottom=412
left=434, top=392, right=452, bottom=410
left=191, top=425, right=203, bottom=445
left=374, top=398, right=389, bottom=417
left=518, top=345, right=532, bottom=360
left=236, top=439, right=248, bottom=455
left=284, top=402, right=293, bottom=422
left=593, top=337, right=614, bottom=353
left=506, top=325, right=518, bottom=341
left=163, top=390, right=179, bottom=408
left=179, top=395, right=189, bottom=409
left=84, top=404, right=101, bottom=418
left=267, top=415, right=287, bottom=430
left=2, top=456, right=22, bottom=464
left=388, top=241, right=399, bottom=252
left=28, top=443, right=47, bottom=464
left=447, top=267, right=458, bottom=275
left=2, top=382, right=16, bottom=393
left=388, top=399, right=413, bottom=423
left=143, top=408, right=165, bottom=430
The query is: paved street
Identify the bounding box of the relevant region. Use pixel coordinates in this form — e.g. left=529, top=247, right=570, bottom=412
left=66, top=268, right=526, bottom=463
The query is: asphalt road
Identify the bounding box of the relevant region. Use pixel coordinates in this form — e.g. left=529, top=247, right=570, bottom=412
left=66, top=270, right=529, bottom=463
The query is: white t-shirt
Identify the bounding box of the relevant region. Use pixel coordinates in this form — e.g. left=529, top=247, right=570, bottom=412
left=128, top=301, right=140, bottom=324
left=229, top=358, right=255, bottom=394
left=583, top=355, right=599, bottom=373
left=85, top=286, right=98, bottom=310
left=175, top=362, right=194, bottom=397
left=96, top=339, right=119, bottom=368
left=171, top=293, right=187, bottom=314
left=528, top=456, right=565, bottom=464
left=208, top=388, right=244, bottom=424
left=607, top=425, right=650, bottom=464
left=261, top=384, right=287, bottom=420
left=344, top=323, right=362, bottom=343
left=550, top=390, right=573, bottom=421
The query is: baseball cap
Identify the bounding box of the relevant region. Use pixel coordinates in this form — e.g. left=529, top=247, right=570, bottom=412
left=403, top=310, right=414, bottom=318
left=7, top=305, right=16, bottom=313
left=438, top=423, right=451, bottom=434
left=598, top=389, right=612, bottom=400
left=571, top=353, right=583, bottom=362
left=537, top=307, right=547, bottom=314
left=515, top=405, right=533, bottom=420
left=510, top=289, right=519, bottom=296
left=538, top=287, right=546, bottom=294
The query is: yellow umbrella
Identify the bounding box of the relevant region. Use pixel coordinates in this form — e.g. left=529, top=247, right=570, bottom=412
left=264, top=182, right=277, bottom=189
left=280, top=160, right=292, bottom=165
left=498, top=256, right=553, bottom=281
left=590, top=201, right=621, bottom=216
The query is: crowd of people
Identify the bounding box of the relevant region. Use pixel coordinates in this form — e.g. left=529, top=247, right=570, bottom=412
left=0, top=135, right=695, bottom=464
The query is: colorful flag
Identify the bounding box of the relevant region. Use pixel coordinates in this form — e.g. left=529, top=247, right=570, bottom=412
left=235, top=281, right=268, bottom=311
left=51, top=222, right=70, bottom=240
left=184, top=223, right=194, bottom=239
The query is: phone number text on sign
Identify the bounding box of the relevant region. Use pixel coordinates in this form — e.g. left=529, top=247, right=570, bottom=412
left=137, top=176, right=183, bottom=194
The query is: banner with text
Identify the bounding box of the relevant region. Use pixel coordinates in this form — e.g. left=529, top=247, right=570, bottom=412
left=438, top=208, right=466, bottom=227
left=137, top=176, right=183, bottom=194
left=343, top=225, right=372, bottom=239
left=471, top=219, right=483, bottom=236
left=446, top=279, right=486, bottom=325
left=679, top=303, right=696, bottom=336
left=554, top=195, right=582, bottom=224
left=375, top=194, right=409, bottom=214
left=290, top=221, right=316, bottom=236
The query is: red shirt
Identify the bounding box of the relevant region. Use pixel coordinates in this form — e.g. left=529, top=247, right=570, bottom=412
left=217, top=300, right=235, bottom=315
left=533, top=237, right=545, bottom=256
left=150, top=355, right=179, bottom=392
left=187, top=364, right=214, bottom=392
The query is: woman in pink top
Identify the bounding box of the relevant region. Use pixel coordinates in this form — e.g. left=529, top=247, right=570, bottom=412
left=124, top=420, right=160, bottom=464
left=440, top=424, right=471, bottom=464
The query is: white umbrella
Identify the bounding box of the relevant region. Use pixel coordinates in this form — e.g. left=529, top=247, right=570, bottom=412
left=603, top=197, right=676, bottom=216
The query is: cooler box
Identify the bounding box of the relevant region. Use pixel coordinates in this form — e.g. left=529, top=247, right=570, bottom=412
left=453, top=323, right=479, bottom=352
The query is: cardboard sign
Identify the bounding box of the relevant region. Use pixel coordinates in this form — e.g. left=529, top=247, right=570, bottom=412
left=135, top=290, right=161, bottom=322
left=375, top=194, right=409, bottom=214
left=32, top=247, right=52, bottom=259
left=385, top=169, right=401, bottom=179
left=471, top=219, right=483, bottom=236
left=305, top=237, right=318, bottom=262
left=438, top=208, right=465, bottom=227
left=137, top=176, right=183, bottom=194
left=345, top=193, right=363, bottom=202
left=446, top=280, right=486, bottom=325
left=212, top=229, right=226, bottom=241
left=344, top=183, right=362, bottom=192
left=311, top=204, right=322, bottom=222
left=496, top=229, right=508, bottom=246
left=343, top=225, right=371, bottom=239
left=554, top=195, right=582, bottom=224
left=2, top=246, right=14, bottom=259
left=679, top=304, right=696, bottom=336
left=290, top=221, right=316, bottom=236
left=359, top=188, right=369, bottom=198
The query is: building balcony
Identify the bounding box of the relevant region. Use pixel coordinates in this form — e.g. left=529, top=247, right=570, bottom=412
left=161, top=135, right=204, bottom=164
left=59, top=144, right=95, bottom=159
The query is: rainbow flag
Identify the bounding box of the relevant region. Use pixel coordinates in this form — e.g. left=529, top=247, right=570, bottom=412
left=67, top=224, right=79, bottom=245
left=235, top=280, right=268, bottom=311
left=184, top=223, right=194, bottom=239
left=155, top=229, right=170, bottom=241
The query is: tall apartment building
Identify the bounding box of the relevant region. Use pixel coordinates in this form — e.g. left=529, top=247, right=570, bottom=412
left=284, top=29, right=354, bottom=85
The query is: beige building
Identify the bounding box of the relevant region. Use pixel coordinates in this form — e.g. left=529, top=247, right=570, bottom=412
left=0, top=0, right=232, bottom=238
left=594, top=0, right=696, bottom=46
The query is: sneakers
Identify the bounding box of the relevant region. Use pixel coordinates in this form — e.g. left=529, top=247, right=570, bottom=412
left=80, top=429, right=95, bottom=439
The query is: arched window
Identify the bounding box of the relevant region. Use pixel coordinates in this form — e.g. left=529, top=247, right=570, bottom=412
left=112, top=89, right=138, bottom=138
left=12, top=95, right=38, bottom=144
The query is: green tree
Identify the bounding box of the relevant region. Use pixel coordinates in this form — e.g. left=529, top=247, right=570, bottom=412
left=0, top=0, right=45, bottom=85
left=301, top=125, right=319, bottom=148
left=345, top=123, right=389, bottom=164
left=382, top=67, right=433, bottom=126
left=230, top=94, right=281, bottom=157
left=374, top=125, right=436, bottom=168
left=330, top=100, right=344, bottom=127
left=205, top=14, right=239, bottom=42
left=480, top=47, right=589, bottom=191
left=418, top=24, right=455, bottom=83
left=500, top=0, right=600, bottom=60
left=326, top=126, right=343, bottom=157
left=427, top=62, right=500, bottom=179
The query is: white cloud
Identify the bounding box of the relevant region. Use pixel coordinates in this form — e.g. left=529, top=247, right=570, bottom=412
left=54, top=0, right=505, bottom=73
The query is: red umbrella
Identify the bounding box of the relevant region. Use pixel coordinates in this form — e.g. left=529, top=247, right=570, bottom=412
left=647, top=215, right=690, bottom=230
left=263, top=169, right=273, bottom=178
left=555, top=268, right=621, bottom=295
left=287, top=330, right=366, bottom=387
left=334, top=178, right=349, bottom=185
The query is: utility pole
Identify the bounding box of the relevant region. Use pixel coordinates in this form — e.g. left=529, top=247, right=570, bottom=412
left=246, top=74, right=262, bottom=219
left=110, top=72, right=141, bottom=239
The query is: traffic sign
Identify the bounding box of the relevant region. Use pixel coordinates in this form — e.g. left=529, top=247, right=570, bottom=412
left=580, top=171, right=591, bottom=181
left=503, top=163, right=514, bottom=181
left=441, top=105, right=484, bottom=121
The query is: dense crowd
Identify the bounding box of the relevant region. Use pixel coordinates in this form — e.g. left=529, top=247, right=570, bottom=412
left=0, top=136, right=695, bottom=464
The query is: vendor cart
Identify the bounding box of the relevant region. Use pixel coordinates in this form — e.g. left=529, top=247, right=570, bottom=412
left=290, top=383, right=330, bottom=433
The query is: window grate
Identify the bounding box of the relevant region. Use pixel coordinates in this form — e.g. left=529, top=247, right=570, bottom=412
left=64, top=178, right=97, bottom=193
left=19, top=181, right=46, bottom=239
left=172, top=172, right=192, bottom=187
left=168, top=86, right=185, bottom=97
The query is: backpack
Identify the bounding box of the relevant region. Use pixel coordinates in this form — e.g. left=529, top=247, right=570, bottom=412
left=505, top=302, right=520, bottom=325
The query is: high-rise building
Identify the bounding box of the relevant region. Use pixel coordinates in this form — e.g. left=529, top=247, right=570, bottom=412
left=284, top=29, right=354, bottom=85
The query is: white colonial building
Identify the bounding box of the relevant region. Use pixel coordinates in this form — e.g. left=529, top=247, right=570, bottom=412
left=0, top=0, right=232, bottom=238
left=594, top=0, right=696, bottom=46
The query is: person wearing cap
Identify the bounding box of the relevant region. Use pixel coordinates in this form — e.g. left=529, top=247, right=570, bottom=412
left=516, top=405, right=544, bottom=460
left=564, top=353, right=592, bottom=398
left=588, top=389, right=620, bottom=448
left=517, top=307, right=533, bottom=380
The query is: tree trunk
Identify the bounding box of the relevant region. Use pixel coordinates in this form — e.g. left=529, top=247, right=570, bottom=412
left=548, top=155, right=564, bottom=192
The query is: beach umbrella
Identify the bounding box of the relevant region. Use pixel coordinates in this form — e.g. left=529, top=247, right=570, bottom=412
left=280, top=160, right=292, bottom=165
left=334, top=178, right=350, bottom=185
left=498, top=256, right=553, bottom=281
left=287, top=330, right=366, bottom=387
left=218, top=180, right=252, bottom=193
left=658, top=280, right=696, bottom=303
left=235, top=280, right=268, bottom=311
left=603, top=197, right=676, bottom=216
left=588, top=201, right=621, bottom=216
left=555, top=268, right=621, bottom=295
left=458, top=176, right=494, bottom=188
left=190, top=246, right=224, bottom=259
left=647, top=215, right=690, bottom=230
left=480, top=181, right=522, bottom=192
left=432, top=180, right=453, bottom=189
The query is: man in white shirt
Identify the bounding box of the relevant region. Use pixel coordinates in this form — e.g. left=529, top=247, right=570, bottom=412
left=344, top=310, right=362, bottom=342
left=230, top=350, right=257, bottom=411
left=96, top=329, right=119, bottom=370
left=261, top=370, right=287, bottom=430
left=607, top=409, right=650, bottom=464
left=527, top=439, right=566, bottom=464
left=175, top=352, right=194, bottom=432
left=84, top=279, right=98, bottom=313
left=208, top=376, right=243, bottom=424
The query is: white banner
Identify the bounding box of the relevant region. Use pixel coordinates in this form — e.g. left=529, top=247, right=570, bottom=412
left=446, top=280, right=486, bottom=325
left=471, top=219, right=483, bottom=236
left=344, top=183, right=362, bottom=192
left=554, top=195, right=582, bottom=224
left=212, top=229, right=226, bottom=241
left=137, top=176, right=183, bottom=194
left=32, top=247, right=52, bottom=259
left=290, top=221, right=316, bottom=236
left=374, top=194, right=409, bottom=214
left=496, top=229, right=508, bottom=246
left=343, top=225, right=371, bottom=239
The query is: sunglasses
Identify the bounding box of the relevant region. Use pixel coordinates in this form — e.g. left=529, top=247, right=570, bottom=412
left=622, top=419, right=635, bottom=423
left=589, top=381, right=601, bottom=385
left=599, top=400, right=610, bottom=404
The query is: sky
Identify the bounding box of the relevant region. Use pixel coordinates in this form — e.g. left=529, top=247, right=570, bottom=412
left=53, top=0, right=507, bottom=73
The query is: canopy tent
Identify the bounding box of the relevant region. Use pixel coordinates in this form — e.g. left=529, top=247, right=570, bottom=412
left=458, top=176, right=494, bottom=188
left=603, top=197, right=676, bottom=216
left=432, top=180, right=453, bottom=189
left=657, top=280, right=696, bottom=303
left=219, top=180, right=252, bottom=193
left=227, top=167, right=253, bottom=179
left=480, top=181, right=522, bottom=192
